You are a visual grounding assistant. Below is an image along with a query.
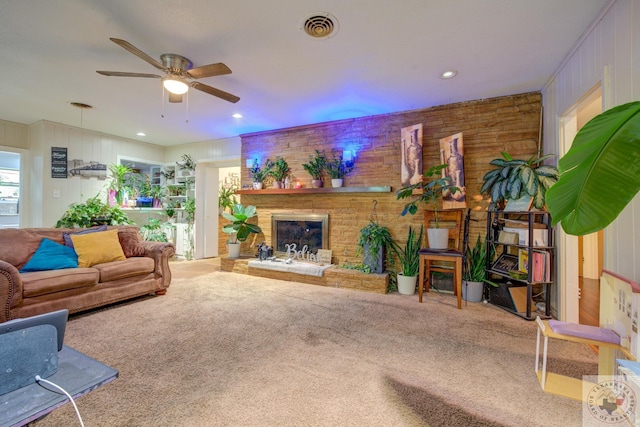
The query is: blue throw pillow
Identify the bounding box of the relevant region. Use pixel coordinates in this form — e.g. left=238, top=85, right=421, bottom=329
left=62, top=225, right=108, bottom=249
left=20, top=238, right=78, bottom=272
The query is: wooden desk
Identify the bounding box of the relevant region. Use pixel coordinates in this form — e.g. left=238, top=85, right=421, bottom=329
left=0, top=345, right=118, bottom=427
left=535, top=317, right=634, bottom=401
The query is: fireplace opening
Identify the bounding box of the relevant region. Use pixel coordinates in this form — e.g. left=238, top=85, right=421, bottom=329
left=271, top=214, right=328, bottom=256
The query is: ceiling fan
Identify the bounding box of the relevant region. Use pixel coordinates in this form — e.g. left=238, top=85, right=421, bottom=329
left=97, top=38, right=240, bottom=104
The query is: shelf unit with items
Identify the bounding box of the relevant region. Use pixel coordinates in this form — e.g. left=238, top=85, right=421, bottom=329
left=485, top=210, right=555, bottom=320
left=150, top=166, right=162, bottom=188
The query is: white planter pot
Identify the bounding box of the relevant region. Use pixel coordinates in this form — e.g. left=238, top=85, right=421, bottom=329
left=427, top=228, right=449, bottom=249
left=462, top=280, right=484, bottom=302
left=252, top=182, right=263, bottom=190
left=227, top=242, right=241, bottom=258
left=331, top=178, right=344, bottom=188
left=397, top=273, right=417, bottom=295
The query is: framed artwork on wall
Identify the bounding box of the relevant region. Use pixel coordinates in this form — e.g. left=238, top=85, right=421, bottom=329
left=439, top=132, right=467, bottom=209
left=400, top=124, right=423, bottom=187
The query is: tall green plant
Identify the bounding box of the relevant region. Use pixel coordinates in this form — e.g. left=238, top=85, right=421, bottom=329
left=221, top=204, right=262, bottom=243
left=396, top=164, right=460, bottom=227
left=392, top=225, right=424, bottom=277
left=302, top=150, right=326, bottom=180
left=547, top=101, right=640, bottom=235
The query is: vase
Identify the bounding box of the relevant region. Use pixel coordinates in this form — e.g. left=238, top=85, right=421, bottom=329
left=253, top=182, right=263, bottom=190
left=227, top=242, right=241, bottom=258
left=397, top=273, right=417, bottom=295
left=272, top=181, right=282, bottom=189
left=311, top=179, right=323, bottom=188
left=427, top=228, right=449, bottom=249
left=462, top=280, right=484, bottom=302
left=331, top=178, right=343, bottom=188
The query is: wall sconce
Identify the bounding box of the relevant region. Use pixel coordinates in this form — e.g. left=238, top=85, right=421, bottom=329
left=342, top=150, right=356, bottom=162
left=246, top=158, right=256, bottom=168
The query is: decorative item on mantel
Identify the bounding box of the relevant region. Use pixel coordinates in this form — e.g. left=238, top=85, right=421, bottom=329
left=302, top=149, right=327, bottom=188
left=325, top=149, right=355, bottom=188
left=249, top=160, right=272, bottom=190
left=265, top=157, right=290, bottom=189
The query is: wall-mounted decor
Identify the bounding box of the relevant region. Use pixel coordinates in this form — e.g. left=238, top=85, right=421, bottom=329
left=400, top=124, right=423, bottom=187
left=51, top=147, right=67, bottom=179
left=67, top=159, right=107, bottom=179
left=439, top=132, right=467, bottom=209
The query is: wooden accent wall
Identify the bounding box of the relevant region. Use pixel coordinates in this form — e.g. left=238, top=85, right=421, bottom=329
left=234, top=92, right=542, bottom=264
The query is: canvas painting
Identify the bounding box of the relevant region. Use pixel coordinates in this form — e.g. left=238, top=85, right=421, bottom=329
left=400, top=124, right=423, bottom=187
left=439, top=132, right=467, bottom=209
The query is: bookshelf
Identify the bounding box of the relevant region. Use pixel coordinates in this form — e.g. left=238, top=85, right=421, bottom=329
left=485, top=210, right=555, bottom=320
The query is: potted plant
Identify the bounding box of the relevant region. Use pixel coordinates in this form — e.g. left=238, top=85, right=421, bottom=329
left=160, top=167, right=175, bottom=185
left=462, top=235, right=497, bottom=302
left=140, top=218, right=172, bottom=242
left=480, top=151, right=559, bottom=210
left=56, top=196, right=133, bottom=228
left=107, top=164, right=134, bottom=206
left=396, top=163, right=460, bottom=248
left=218, top=184, right=238, bottom=214
left=164, top=202, right=176, bottom=222
left=221, top=203, right=262, bottom=258
left=249, top=161, right=272, bottom=190
left=325, top=149, right=355, bottom=187
left=392, top=225, right=424, bottom=295
left=302, top=150, right=326, bottom=188
left=266, top=157, right=290, bottom=189
left=357, top=220, right=396, bottom=274
left=148, top=184, right=166, bottom=208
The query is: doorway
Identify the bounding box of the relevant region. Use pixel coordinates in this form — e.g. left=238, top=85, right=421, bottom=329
left=0, top=151, right=22, bottom=228
left=559, top=86, right=603, bottom=325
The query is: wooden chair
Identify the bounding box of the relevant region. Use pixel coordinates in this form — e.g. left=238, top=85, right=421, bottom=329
left=418, top=209, right=464, bottom=308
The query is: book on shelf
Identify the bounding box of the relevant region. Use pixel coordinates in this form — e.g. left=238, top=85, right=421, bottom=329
left=532, top=250, right=551, bottom=282
left=518, top=249, right=529, bottom=273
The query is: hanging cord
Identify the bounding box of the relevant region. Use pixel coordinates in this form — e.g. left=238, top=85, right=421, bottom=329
left=36, top=375, right=85, bottom=426
left=369, top=200, right=378, bottom=223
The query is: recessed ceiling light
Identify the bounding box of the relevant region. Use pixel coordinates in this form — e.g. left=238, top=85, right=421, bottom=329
left=137, top=132, right=146, bottom=136
left=440, top=70, right=458, bottom=79
left=232, top=113, right=243, bottom=119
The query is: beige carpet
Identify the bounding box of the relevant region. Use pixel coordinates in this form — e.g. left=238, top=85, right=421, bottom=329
left=34, top=271, right=596, bottom=426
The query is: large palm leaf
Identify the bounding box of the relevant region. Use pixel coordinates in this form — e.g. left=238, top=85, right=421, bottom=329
left=546, top=101, right=640, bottom=235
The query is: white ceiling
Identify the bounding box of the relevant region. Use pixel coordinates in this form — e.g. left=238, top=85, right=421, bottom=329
left=0, top=0, right=608, bottom=147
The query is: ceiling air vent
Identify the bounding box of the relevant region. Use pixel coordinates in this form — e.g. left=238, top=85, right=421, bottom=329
left=301, top=13, right=339, bottom=39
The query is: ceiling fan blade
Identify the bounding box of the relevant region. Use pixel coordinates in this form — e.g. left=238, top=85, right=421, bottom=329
left=191, top=82, right=240, bottom=103
left=97, top=71, right=162, bottom=78
left=187, top=63, right=232, bottom=79
left=168, top=93, right=183, bottom=103
left=109, top=38, right=166, bottom=71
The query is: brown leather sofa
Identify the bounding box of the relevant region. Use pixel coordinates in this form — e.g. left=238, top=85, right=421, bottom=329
left=0, top=225, right=175, bottom=322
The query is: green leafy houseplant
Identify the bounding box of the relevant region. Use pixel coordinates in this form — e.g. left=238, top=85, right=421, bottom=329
left=302, top=150, right=326, bottom=180
left=396, top=164, right=460, bottom=227
left=392, top=225, right=424, bottom=277
left=218, top=185, right=238, bottom=214
left=108, top=164, right=134, bottom=205
left=463, top=235, right=496, bottom=284
left=178, top=154, right=196, bottom=171
left=56, top=196, right=133, bottom=228
left=183, top=197, right=196, bottom=224
left=266, top=157, right=290, bottom=183
left=249, top=161, right=272, bottom=184
left=480, top=151, right=559, bottom=209
left=221, top=204, right=262, bottom=243
left=140, top=218, right=171, bottom=242
left=357, top=221, right=396, bottom=274
left=325, top=150, right=355, bottom=179
left=547, top=101, right=640, bottom=235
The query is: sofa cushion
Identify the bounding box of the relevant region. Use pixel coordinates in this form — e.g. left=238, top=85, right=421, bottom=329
left=118, top=229, right=146, bottom=258
left=71, top=229, right=126, bottom=267
left=62, top=225, right=108, bottom=249
left=94, top=257, right=155, bottom=282
left=19, top=238, right=78, bottom=272
left=0, top=229, right=45, bottom=270
left=22, top=268, right=99, bottom=298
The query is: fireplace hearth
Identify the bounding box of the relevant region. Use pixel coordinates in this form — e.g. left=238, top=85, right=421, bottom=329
left=271, top=214, right=328, bottom=256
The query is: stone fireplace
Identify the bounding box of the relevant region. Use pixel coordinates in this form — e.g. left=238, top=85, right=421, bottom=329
left=271, top=213, right=328, bottom=256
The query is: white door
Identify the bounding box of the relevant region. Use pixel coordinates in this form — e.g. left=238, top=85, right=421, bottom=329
left=195, top=164, right=220, bottom=259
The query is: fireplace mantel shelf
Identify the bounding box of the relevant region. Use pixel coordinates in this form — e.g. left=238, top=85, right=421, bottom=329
left=236, top=186, right=392, bottom=195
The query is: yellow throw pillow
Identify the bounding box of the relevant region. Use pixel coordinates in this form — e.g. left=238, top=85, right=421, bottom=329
left=71, top=229, right=126, bottom=267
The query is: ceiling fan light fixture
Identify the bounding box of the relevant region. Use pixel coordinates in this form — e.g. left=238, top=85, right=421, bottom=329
left=163, top=77, right=189, bottom=95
